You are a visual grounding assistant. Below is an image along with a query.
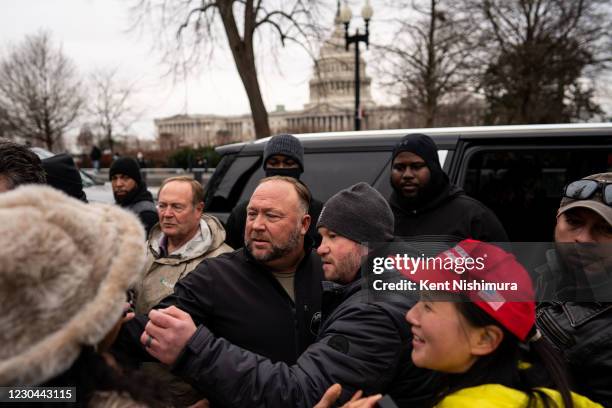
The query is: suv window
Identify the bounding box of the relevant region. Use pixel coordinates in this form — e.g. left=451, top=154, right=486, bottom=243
left=462, top=147, right=612, bottom=241
left=234, top=151, right=392, bottom=206
left=206, top=155, right=261, bottom=211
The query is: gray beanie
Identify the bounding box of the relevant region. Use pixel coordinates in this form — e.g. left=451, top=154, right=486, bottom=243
left=317, top=182, right=394, bottom=245
left=264, top=134, right=304, bottom=172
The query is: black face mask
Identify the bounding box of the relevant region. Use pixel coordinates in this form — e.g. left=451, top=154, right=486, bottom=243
left=265, top=167, right=302, bottom=179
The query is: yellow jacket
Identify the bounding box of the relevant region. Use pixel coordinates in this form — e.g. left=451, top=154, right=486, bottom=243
left=436, top=384, right=602, bottom=408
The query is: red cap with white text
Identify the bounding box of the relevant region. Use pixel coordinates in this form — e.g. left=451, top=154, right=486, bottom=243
left=400, top=239, right=535, bottom=341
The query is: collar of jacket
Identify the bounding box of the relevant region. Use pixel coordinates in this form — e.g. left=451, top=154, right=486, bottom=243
left=148, top=214, right=227, bottom=263
left=321, top=273, right=365, bottom=318
left=389, top=183, right=464, bottom=216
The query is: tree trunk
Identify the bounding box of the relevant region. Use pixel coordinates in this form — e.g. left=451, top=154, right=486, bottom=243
left=218, top=1, right=271, bottom=139
left=424, top=0, right=438, bottom=128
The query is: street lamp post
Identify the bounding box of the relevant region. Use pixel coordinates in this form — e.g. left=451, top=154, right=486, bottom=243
left=340, top=0, right=373, bottom=131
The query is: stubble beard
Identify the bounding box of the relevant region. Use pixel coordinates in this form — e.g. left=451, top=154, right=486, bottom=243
left=247, top=225, right=302, bottom=263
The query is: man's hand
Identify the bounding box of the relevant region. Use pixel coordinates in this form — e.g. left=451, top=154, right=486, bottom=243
left=314, top=384, right=382, bottom=408
left=140, top=306, right=197, bottom=365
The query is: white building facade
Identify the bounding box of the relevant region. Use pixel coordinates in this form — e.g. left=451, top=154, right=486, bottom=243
left=154, top=7, right=480, bottom=148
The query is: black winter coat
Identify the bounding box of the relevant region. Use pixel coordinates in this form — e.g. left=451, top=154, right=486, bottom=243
left=536, top=250, right=612, bottom=407
left=389, top=185, right=508, bottom=243
left=115, top=246, right=323, bottom=368
left=225, top=196, right=324, bottom=249
left=169, top=273, right=440, bottom=407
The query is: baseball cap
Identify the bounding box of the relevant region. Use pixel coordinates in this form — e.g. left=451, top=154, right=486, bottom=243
left=400, top=239, right=535, bottom=342
left=558, top=173, right=612, bottom=227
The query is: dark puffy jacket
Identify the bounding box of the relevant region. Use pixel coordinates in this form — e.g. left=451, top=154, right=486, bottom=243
left=389, top=185, right=508, bottom=243
left=170, top=274, right=440, bottom=408
left=225, top=196, right=323, bottom=249
left=536, top=250, right=612, bottom=407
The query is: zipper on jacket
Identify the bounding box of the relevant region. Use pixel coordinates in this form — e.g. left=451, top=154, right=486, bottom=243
left=537, top=308, right=574, bottom=349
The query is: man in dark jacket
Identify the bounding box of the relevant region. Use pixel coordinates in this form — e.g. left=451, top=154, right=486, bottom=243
left=225, top=133, right=323, bottom=248
left=389, top=133, right=507, bottom=243
left=536, top=172, right=612, bottom=407
left=109, top=157, right=158, bottom=235
left=114, top=176, right=324, bottom=403
left=139, top=182, right=439, bottom=407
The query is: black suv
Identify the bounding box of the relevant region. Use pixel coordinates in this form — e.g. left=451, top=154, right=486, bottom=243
left=204, top=124, right=612, bottom=241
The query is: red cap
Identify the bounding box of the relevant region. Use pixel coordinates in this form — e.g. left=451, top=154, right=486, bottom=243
left=398, top=239, right=535, bottom=341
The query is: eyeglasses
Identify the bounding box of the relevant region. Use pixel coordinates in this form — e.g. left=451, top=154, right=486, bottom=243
left=156, top=203, right=189, bottom=214
left=563, top=179, right=612, bottom=206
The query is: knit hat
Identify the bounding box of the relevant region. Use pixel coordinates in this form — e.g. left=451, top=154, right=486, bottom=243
left=392, top=133, right=441, bottom=172
left=400, top=239, right=535, bottom=342
left=558, top=172, right=612, bottom=226
left=42, top=153, right=88, bottom=202
left=0, top=185, right=146, bottom=385
left=263, top=134, right=304, bottom=172
left=109, top=157, right=142, bottom=185
left=317, top=182, right=394, bottom=245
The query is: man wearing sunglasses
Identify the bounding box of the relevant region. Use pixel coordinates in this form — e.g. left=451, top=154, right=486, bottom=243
left=536, top=172, right=612, bottom=407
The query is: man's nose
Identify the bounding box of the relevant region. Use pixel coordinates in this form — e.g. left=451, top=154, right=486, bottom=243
left=317, top=243, right=329, bottom=256
left=401, top=168, right=415, bottom=179
left=574, top=226, right=595, bottom=243
left=160, top=208, right=176, bottom=217
left=251, top=214, right=266, bottom=230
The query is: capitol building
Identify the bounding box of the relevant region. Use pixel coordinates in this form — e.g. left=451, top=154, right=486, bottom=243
left=154, top=9, right=480, bottom=148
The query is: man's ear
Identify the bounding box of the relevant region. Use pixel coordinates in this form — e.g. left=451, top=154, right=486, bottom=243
left=470, top=325, right=504, bottom=357
left=196, top=201, right=205, bottom=214
left=301, top=213, right=311, bottom=235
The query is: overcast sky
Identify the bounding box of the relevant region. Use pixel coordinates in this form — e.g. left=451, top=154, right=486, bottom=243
left=1, top=1, right=609, bottom=142
left=0, top=0, right=397, bottom=141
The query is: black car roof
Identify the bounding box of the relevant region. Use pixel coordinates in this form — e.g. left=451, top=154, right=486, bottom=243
left=216, top=123, right=612, bottom=155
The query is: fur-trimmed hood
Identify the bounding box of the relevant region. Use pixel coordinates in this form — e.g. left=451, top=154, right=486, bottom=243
left=0, top=185, right=146, bottom=385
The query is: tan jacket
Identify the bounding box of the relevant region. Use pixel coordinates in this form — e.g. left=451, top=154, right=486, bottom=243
left=135, top=214, right=233, bottom=315
left=134, top=214, right=232, bottom=406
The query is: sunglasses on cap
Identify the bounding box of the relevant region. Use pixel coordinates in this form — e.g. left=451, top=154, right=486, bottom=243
left=563, top=179, right=612, bottom=206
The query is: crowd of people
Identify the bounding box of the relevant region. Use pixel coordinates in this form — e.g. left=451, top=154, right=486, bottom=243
left=0, top=134, right=610, bottom=407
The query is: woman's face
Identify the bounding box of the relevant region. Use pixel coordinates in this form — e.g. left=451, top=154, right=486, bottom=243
left=406, top=300, right=483, bottom=373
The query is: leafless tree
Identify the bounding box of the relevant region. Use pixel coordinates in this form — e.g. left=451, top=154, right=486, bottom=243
left=129, top=0, right=326, bottom=139
left=88, top=69, right=141, bottom=153
left=373, top=0, right=477, bottom=127
left=0, top=31, right=84, bottom=151
left=471, top=0, right=612, bottom=124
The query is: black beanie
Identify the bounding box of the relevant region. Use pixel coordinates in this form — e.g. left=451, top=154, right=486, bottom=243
left=263, top=134, right=304, bottom=172
left=109, top=157, right=142, bottom=185
left=42, top=154, right=88, bottom=202
left=317, top=182, right=394, bottom=245
left=391, top=133, right=441, bottom=171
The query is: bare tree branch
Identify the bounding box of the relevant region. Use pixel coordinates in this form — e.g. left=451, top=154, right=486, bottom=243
left=0, top=31, right=84, bottom=151
left=88, top=68, right=142, bottom=152
left=129, top=0, right=326, bottom=139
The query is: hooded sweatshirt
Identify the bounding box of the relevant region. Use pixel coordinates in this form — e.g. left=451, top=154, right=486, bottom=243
left=389, top=134, right=508, bottom=244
